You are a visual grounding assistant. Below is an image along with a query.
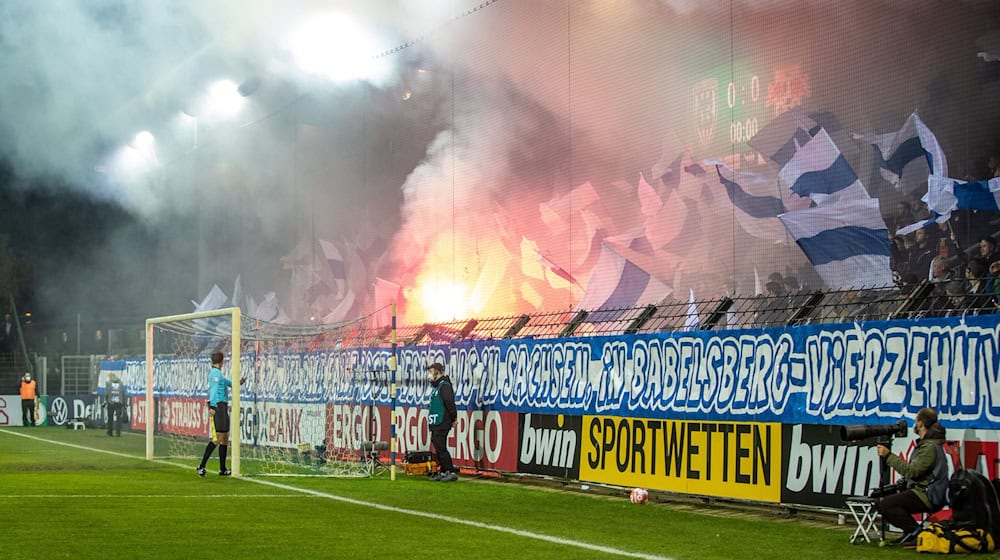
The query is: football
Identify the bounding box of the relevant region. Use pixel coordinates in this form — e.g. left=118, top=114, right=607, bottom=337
left=629, top=487, right=649, bottom=504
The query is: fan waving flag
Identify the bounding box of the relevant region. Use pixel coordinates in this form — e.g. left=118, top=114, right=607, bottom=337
left=576, top=236, right=671, bottom=314
left=318, top=239, right=347, bottom=299
left=779, top=197, right=892, bottom=290
left=896, top=176, right=1000, bottom=235
left=748, top=108, right=842, bottom=166
left=852, top=112, right=947, bottom=193
left=779, top=128, right=869, bottom=204
left=192, top=284, right=227, bottom=312
left=712, top=161, right=809, bottom=242
left=929, top=176, right=1000, bottom=216
left=714, top=164, right=786, bottom=218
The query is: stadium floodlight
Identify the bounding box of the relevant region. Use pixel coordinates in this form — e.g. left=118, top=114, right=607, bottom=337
left=107, top=131, right=159, bottom=179
left=130, top=131, right=155, bottom=150
left=200, top=79, right=245, bottom=120
left=286, top=13, right=389, bottom=83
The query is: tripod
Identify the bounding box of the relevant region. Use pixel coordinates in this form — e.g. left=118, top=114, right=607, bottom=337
left=360, top=367, right=390, bottom=476
left=868, top=437, right=908, bottom=543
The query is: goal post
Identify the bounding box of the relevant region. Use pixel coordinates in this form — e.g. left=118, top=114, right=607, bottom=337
left=143, top=305, right=396, bottom=478
left=145, top=307, right=242, bottom=472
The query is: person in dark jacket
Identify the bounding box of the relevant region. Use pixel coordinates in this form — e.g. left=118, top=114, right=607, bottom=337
left=426, top=362, right=458, bottom=482
left=104, top=372, right=128, bottom=436
left=875, top=408, right=949, bottom=542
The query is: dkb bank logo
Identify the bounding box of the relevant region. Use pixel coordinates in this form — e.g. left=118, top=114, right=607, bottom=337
left=518, top=413, right=581, bottom=479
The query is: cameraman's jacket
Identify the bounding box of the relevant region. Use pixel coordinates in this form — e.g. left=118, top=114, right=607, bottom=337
left=886, top=422, right=947, bottom=508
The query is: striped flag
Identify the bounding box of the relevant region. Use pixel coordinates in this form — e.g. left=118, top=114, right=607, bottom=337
left=927, top=176, right=1000, bottom=216
left=749, top=109, right=842, bottom=166
left=778, top=197, right=892, bottom=290
left=254, top=292, right=280, bottom=322
left=576, top=236, right=671, bottom=313
left=319, top=239, right=347, bottom=299
left=192, top=284, right=227, bottom=312
left=712, top=162, right=809, bottom=242
left=896, top=176, right=1000, bottom=235
left=779, top=128, right=869, bottom=204
left=852, top=112, right=947, bottom=193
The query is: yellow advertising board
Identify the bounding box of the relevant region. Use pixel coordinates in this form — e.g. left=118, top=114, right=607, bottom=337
left=580, top=416, right=781, bottom=502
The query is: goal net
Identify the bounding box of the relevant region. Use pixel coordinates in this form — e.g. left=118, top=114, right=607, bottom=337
left=143, top=307, right=398, bottom=477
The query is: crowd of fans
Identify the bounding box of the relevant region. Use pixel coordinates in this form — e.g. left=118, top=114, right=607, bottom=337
left=886, top=155, right=1000, bottom=318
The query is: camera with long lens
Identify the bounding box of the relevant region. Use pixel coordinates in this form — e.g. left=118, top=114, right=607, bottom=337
left=868, top=480, right=908, bottom=499
left=838, top=420, right=910, bottom=504
left=839, top=420, right=908, bottom=442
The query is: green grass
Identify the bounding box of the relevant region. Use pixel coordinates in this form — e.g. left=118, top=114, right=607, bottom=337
left=0, top=427, right=916, bottom=560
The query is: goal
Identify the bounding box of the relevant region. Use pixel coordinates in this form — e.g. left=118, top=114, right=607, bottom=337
left=143, top=306, right=399, bottom=478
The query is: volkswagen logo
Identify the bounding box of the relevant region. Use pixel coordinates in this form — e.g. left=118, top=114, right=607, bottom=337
left=50, top=397, right=69, bottom=425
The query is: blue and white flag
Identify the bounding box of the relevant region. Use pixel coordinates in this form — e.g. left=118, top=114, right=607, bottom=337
left=779, top=128, right=869, bottom=204
left=254, top=292, right=280, bottom=322
left=714, top=164, right=786, bottom=218
left=192, top=284, right=227, bottom=313
left=748, top=109, right=842, bottom=166
left=779, top=197, right=892, bottom=290
left=893, top=211, right=948, bottom=237
left=319, top=239, right=347, bottom=299
left=576, top=235, right=671, bottom=314
left=927, top=175, right=1000, bottom=216
left=852, top=112, right=947, bottom=193
left=712, top=162, right=809, bottom=242
left=896, top=176, right=1000, bottom=235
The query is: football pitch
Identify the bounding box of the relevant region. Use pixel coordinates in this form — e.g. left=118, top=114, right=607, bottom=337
left=1, top=427, right=914, bottom=560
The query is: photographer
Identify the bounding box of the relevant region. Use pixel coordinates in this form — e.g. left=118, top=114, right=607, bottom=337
left=875, top=408, right=949, bottom=543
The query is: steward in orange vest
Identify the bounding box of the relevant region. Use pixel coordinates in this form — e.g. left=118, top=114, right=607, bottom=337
left=20, top=372, right=37, bottom=427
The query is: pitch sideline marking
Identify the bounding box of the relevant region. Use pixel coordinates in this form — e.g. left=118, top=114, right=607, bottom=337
left=0, top=494, right=308, bottom=498
left=0, top=429, right=673, bottom=560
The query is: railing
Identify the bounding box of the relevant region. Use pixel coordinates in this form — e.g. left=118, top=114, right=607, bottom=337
left=28, top=279, right=1000, bottom=358
left=388, top=279, right=997, bottom=344
left=60, top=355, right=105, bottom=395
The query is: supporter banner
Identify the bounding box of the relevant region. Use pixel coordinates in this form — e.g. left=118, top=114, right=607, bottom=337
left=579, top=416, right=782, bottom=502
left=518, top=413, right=582, bottom=479
left=113, top=313, right=1000, bottom=428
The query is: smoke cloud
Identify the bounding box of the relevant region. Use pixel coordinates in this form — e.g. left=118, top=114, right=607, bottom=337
left=0, top=0, right=997, bottom=334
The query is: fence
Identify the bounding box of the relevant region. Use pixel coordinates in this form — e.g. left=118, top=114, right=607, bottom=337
left=59, top=355, right=105, bottom=395
left=383, top=279, right=995, bottom=346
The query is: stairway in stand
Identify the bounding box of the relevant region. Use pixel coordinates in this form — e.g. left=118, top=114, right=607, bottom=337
left=0, top=352, right=28, bottom=394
